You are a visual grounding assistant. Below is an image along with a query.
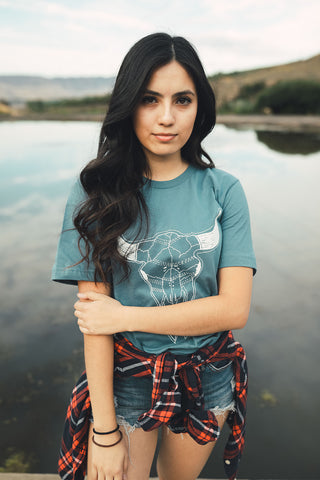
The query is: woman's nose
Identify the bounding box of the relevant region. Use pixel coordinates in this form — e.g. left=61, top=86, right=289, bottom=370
left=159, top=103, right=174, bottom=125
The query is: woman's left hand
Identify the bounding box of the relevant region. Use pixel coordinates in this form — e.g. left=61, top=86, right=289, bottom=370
left=74, top=291, right=125, bottom=335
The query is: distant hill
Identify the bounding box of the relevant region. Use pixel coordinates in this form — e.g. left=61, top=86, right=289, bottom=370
left=1, top=53, right=319, bottom=115
left=0, top=75, right=115, bottom=102
left=210, top=53, right=320, bottom=107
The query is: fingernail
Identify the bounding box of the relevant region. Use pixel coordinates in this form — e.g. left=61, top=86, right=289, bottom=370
left=77, top=293, right=85, bottom=298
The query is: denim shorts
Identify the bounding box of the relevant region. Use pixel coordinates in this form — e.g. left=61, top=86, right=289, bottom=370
left=113, top=357, right=235, bottom=430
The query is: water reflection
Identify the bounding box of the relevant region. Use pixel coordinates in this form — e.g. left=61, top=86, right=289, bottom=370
left=0, top=334, right=84, bottom=472
left=256, top=130, right=320, bottom=155
left=0, top=122, right=319, bottom=478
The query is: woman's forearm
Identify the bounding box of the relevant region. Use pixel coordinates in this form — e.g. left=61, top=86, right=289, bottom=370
left=78, top=280, right=117, bottom=431
left=124, top=295, right=247, bottom=335
left=84, top=334, right=117, bottom=431
left=125, top=297, right=231, bottom=336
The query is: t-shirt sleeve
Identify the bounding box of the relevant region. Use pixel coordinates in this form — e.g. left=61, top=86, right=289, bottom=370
left=51, top=180, right=97, bottom=285
left=219, top=179, right=256, bottom=274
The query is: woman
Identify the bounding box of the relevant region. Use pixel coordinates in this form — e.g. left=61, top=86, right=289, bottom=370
left=52, top=32, right=256, bottom=480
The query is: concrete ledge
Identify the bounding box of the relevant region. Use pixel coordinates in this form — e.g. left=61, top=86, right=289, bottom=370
left=0, top=476, right=165, bottom=480
left=0, top=476, right=161, bottom=480
left=0, top=475, right=223, bottom=480
left=0, top=476, right=60, bottom=480
left=0, top=475, right=226, bottom=480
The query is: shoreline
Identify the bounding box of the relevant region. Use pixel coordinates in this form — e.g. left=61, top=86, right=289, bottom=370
left=216, top=114, right=320, bottom=133
left=1, top=114, right=320, bottom=133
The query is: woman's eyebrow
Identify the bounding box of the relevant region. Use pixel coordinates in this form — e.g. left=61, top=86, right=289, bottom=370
left=173, top=90, right=196, bottom=97
left=144, top=89, right=196, bottom=97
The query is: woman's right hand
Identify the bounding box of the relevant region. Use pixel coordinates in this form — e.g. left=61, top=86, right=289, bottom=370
left=89, top=429, right=129, bottom=480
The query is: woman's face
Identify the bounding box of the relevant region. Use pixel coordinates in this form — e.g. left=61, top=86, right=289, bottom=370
left=133, top=61, right=198, bottom=165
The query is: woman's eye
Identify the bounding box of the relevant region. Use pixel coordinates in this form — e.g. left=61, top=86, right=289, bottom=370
left=176, top=96, right=192, bottom=105
left=141, top=95, right=157, bottom=104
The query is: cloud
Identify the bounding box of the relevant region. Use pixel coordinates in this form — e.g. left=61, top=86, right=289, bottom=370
left=192, top=1, right=320, bottom=72
left=0, top=0, right=319, bottom=75
left=3, top=0, right=151, bottom=31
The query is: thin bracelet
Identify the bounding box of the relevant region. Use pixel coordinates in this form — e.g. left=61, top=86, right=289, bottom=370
left=92, top=430, right=123, bottom=448
left=93, top=424, right=119, bottom=435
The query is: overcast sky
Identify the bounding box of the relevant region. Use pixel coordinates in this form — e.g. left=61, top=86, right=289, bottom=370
left=0, top=0, right=319, bottom=78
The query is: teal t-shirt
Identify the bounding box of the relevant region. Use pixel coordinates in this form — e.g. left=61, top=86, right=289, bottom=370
left=52, top=165, right=256, bottom=354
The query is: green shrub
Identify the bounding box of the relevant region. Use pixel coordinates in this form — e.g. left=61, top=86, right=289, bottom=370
left=27, top=100, right=46, bottom=112
left=255, top=80, right=320, bottom=114
left=239, top=81, right=265, bottom=99
left=219, top=98, right=256, bottom=114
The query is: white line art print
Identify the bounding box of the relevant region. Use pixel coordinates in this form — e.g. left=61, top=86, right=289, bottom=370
left=118, top=210, right=222, bottom=344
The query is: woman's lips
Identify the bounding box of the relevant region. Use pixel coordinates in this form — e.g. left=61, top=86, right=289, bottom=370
left=153, top=133, right=177, bottom=142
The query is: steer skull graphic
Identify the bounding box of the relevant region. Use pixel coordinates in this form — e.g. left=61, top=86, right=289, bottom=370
left=118, top=211, right=222, bottom=344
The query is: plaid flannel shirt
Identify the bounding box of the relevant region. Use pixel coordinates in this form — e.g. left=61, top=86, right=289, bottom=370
left=58, top=330, right=247, bottom=480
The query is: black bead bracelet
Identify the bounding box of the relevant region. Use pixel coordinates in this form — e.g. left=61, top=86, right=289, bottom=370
left=93, top=424, right=120, bottom=435
left=92, top=430, right=123, bottom=448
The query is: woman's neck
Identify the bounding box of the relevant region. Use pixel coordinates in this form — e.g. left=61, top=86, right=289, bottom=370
left=145, top=154, right=189, bottom=182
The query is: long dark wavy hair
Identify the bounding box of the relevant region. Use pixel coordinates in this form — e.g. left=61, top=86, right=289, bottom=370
left=73, top=32, right=216, bottom=286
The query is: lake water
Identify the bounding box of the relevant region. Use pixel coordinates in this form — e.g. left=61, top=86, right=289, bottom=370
left=0, top=121, right=319, bottom=478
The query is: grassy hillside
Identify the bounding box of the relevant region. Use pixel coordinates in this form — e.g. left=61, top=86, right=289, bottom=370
left=210, top=53, right=320, bottom=109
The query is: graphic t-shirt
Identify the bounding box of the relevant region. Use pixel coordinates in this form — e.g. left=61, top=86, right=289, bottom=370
left=52, top=165, right=256, bottom=354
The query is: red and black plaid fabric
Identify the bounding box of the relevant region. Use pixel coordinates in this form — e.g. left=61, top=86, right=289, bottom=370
left=58, top=372, right=91, bottom=480
left=58, top=330, right=247, bottom=480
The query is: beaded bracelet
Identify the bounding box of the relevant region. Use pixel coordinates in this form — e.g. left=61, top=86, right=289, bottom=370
left=93, top=424, right=119, bottom=435
left=92, top=430, right=123, bottom=448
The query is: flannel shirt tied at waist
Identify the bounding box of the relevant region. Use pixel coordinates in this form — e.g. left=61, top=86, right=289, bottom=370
left=58, top=330, right=247, bottom=480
